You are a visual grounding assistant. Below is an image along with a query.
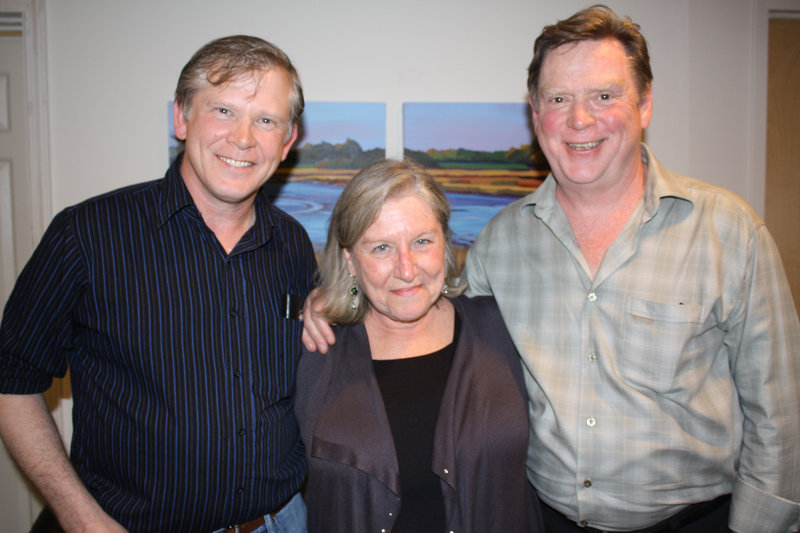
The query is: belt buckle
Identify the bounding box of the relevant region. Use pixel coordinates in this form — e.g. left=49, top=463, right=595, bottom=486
left=222, top=516, right=266, bottom=533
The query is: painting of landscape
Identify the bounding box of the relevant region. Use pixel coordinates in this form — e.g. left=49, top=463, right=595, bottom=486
left=266, top=102, right=386, bottom=250
left=403, top=102, right=549, bottom=251
left=167, top=101, right=549, bottom=256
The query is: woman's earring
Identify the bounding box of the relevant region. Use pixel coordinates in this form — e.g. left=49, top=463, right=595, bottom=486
left=442, top=276, right=449, bottom=295
left=350, top=275, right=359, bottom=309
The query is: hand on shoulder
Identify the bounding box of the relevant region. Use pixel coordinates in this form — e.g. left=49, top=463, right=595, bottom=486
left=301, top=288, right=336, bottom=354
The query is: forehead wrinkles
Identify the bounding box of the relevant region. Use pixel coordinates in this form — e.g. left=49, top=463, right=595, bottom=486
left=212, top=71, right=266, bottom=101
left=538, top=50, right=637, bottom=102
left=204, top=71, right=294, bottom=123
left=362, top=199, right=441, bottom=239
left=540, top=77, right=627, bottom=95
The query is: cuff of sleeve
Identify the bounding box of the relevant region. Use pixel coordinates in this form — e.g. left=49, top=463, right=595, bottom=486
left=729, top=476, right=800, bottom=533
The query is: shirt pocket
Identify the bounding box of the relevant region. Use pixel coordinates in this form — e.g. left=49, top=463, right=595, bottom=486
left=621, top=297, right=707, bottom=394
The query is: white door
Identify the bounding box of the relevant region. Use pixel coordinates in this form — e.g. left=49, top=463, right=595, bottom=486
left=0, top=2, right=57, bottom=530
left=0, top=13, right=42, bottom=532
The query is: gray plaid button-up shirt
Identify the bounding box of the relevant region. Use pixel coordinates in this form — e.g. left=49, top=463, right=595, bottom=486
left=464, top=144, right=800, bottom=533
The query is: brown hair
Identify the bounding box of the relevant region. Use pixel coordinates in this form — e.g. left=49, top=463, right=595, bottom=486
left=527, top=4, right=652, bottom=106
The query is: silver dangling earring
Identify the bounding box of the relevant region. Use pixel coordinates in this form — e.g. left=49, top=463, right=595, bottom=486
left=350, top=275, right=360, bottom=309
left=441, top=276, right=449, bottom=295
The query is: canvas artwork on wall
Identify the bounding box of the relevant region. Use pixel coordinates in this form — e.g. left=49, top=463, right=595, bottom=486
left=403, top=102, right=548, bottom=249
left=167, top=101, right=548, bottom=255
left=267, top=101, right=386, bottom=251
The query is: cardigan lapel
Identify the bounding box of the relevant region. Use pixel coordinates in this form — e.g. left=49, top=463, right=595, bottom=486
left=430, top=297, right=472, bottom=492
left=309, top=323, right=401, bottom=495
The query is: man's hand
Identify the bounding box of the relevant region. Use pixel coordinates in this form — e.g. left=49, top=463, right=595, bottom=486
left=58, top=505, right=128, bottom=533
left=301, top=288, right=336, bottom=354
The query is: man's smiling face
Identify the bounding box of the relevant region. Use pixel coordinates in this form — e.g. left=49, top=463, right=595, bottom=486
left=173, top=67, right=297, bottom=211
left=532, top=38, right=653, bottom=194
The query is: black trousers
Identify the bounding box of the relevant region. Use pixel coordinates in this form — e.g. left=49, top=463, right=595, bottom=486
left=29, top=507, right=64, bottom=533
left=541, top=494, right=731, bottom=533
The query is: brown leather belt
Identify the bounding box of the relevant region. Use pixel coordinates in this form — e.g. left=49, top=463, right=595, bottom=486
left=219, top=514, right=267, bottom=533
left=220, top=498, right=291, bottom=533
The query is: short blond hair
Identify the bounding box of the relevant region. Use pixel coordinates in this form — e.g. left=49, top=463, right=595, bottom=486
left=175, top=35, right=304, bottom=126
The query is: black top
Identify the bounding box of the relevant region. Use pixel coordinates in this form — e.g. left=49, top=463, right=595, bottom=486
left=0, top=153, right=316, bottom=532
left=373, top=314, right=459, bottom=532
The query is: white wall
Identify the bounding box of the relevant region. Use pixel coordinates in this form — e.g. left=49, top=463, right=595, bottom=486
left=41, top=0, right=800, bottom=217
left=3, top=0, right=797, bottom=528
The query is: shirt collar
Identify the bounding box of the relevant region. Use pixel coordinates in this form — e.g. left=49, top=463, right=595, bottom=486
left=522, top=143, right=695, bottom=219
left=156, top=152, right=196, bottom=226
left=248, top=188, right=280, bottom=249
left=640, top=144, right=694, bottom=219
left=155, top=151, right=279, bottom=249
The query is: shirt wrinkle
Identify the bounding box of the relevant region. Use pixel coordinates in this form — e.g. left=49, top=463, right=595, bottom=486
left=155, top=153, right=195, bottom=228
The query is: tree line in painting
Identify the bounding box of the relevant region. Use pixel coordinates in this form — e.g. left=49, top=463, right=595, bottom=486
left=284, top=139, right=384, bottom=169
left=285, top=138, right=549, bottom=171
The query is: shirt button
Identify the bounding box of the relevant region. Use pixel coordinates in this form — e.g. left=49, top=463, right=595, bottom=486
left=584, top=479, right=592, bottom=488
left=586, top=417, right=596, bottom=427
left=233, top=370, right=241, bottom=378
left=238, top=428, right=246, bottom=436
left=236, top=487, right=244, bottom=495
left=443, top=468, right=449, bottom=474
left=587, top=292, right=597, bottom=302
left=580, top=521, right=588, bottom=526
left=230, top=309, right=239, bottom=317
left=587, top=354, right=597, bottom=362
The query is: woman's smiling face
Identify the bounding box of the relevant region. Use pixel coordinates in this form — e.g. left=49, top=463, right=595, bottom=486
left=344, top=192, right=447, bottom=327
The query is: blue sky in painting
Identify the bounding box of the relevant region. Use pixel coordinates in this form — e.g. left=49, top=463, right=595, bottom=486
left=404, top=102, right=532, bottom=152
left=298, top=102, right=386, bottom=150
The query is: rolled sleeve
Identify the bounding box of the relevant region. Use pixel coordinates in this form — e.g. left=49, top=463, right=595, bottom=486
left=0, top=209, right=84, bottom=393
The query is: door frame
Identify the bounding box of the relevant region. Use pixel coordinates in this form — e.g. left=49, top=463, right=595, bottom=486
left=4, top=0, right=50, bottom=244
left=0, top=2, right=51, bottom=529
left=748, top=0, right=800, bottom=216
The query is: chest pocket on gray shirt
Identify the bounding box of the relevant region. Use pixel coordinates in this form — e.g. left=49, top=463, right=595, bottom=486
left=622, top=297, right=710, bottom=394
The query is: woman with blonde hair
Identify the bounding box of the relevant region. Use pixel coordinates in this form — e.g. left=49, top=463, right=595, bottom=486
left=295, top=159, right=542, bottom=532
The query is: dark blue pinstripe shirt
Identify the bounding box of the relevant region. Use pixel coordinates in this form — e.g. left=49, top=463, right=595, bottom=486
left=0, top=154, right=315, bottom=532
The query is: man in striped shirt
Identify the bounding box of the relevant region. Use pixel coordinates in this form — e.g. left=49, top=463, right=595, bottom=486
left=0, top=35, right=314, bottom=533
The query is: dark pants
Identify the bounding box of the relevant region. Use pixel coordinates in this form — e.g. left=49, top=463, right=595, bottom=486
left=541, top=494, right=731, bottom=533
left=29, top=507, right=64, bottom=533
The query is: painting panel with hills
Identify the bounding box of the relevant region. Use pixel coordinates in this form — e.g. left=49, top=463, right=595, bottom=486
left=403, top=102, right=548, bottom=250
left=268, top=102, right=386, bottom=250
